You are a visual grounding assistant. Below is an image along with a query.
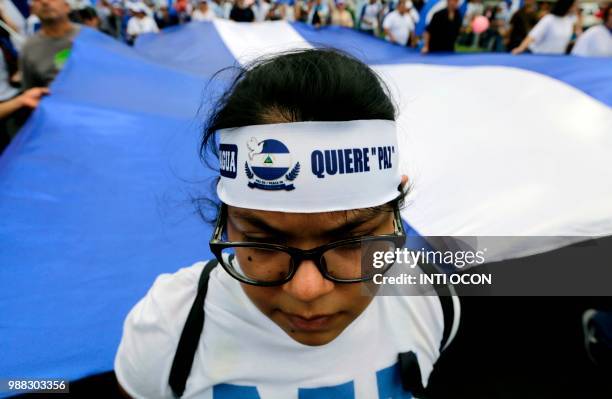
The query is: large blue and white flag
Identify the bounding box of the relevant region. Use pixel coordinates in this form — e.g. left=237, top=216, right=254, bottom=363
left=1, top=21, right=611, bottom=391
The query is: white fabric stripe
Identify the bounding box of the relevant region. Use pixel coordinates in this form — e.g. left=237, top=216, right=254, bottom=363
left=213, top=20, right=313, bottom=66
left=375, top=63, right=612, bottom=260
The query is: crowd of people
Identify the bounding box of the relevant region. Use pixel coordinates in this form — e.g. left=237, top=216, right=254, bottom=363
left=1, top=0, right=611, bottom=151
left=47, top=0, right=609, bottom=55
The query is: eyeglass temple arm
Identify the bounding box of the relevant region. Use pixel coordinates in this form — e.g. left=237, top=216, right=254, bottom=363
left=211, top=203, right=227, bottom=241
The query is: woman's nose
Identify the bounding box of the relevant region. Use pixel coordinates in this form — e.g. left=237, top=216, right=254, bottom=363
left=282, top=259, right=334, bottom=302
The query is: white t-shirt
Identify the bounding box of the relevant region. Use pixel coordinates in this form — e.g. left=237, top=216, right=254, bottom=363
left=360, top=2, right=382, bottom=31
left=254, top=1, right=272, bottom=22
left=115, top=261, right=458, bottom=399
left=192, top=8, right=217, bottom=21
left=528, top=14, right=576, bottom=54
left=127, top=16, right=160, bottom=37
left=571, top=25, right=612, bottom=57
left=382, top=10, right=417, bottom=46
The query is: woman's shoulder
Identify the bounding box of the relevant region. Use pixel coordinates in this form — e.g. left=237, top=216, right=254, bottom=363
left=114, top=261, right=213, bottom=399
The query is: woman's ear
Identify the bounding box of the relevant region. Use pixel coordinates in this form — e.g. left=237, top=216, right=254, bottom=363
left=398, top=175, right=409, bottom=192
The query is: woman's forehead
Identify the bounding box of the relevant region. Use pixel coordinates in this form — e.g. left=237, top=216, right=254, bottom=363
left=227, top=205, right=388, bottom=233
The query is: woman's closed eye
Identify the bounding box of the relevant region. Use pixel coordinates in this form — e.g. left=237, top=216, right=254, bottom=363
left=242, top=234, right=287, bottom=245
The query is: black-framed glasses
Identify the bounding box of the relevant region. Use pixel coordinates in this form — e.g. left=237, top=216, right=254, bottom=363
left=209, top=203, right=406, bottom=286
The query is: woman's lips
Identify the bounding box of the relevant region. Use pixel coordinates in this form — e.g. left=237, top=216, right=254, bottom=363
left=283, top=312, right=338, bottom=332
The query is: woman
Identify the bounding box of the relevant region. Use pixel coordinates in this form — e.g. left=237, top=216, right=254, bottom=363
left=115, top=49, right=459, bottom=398
left=512, top=0, right=582, bottom=55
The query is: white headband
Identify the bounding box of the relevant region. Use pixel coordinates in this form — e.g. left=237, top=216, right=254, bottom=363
left=217, top=120, right=401, bottom=213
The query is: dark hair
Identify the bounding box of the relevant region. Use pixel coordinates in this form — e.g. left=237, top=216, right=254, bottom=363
left=197, top=49, right=407, bottom=221
left=550, top=0, right=575, bottom=17
left=201, top=49, right=396, bottom=155
left=68, top=7, right=98, bottom=23
left=79, top=7, right=99, bottom=21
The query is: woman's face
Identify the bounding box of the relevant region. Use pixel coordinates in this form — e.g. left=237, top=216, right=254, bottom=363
left=226, top=203, right=396, bottom=346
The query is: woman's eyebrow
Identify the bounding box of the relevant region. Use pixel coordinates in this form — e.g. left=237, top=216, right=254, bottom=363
left=230, top=212, right=286, bottom=236
left=230, top=210, right=384, bottom=239
left=321, top=214, right=381, bottom=239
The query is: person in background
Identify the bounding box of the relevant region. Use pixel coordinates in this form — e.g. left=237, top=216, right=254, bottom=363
left=422, top=0, right=462, bottom=53
left=306, top=0, right=330, bottom=27
left=0, top=5, right=19, bottom=77
left=0, top=4, right=21, bottom=35
left=481, top=4, right=507, bottom=51
left=329, top=0, right=353, bottom=27
left=222, top=0, right=234, bottom=18
left=512, top=0, right=581, bottom=54
left=0, top=26, right=19, bottom=102
left=230, top=0, right=255, bottom=22
left=572, top=4, right=612, bottom=56
left=0, top=87, right=48, bottom=150
left=269, top=0, right=294, bottom=21
left=506, top=0, right=538, bottom=52
left=209, top=0, right=226, bottom=18
left=67, top=0, right=90, bottom=10
left=25, top=12, right=41, bottom=36
left=95, top=0, right=121, bottom=37
left=382, top=0, right=418, bottom=46
left=357, top=0, right=382, bottom=35
left=0, top=7, right=47, bottom=146
left=537, top=1, right=551, bottom=19
left=126, top=2, right=158, bottom=43
left=78, top=6, right=101, bottom=28
left=463, top=0, right=484, bottom=28
left=96, top=0, right=115, bottom=35
left=294, top=0, right=309, bottom=22
left=155, top=4, right=180, bottom=28
left=460, top=0, right=484, bottom=48
left=192, top=0, right=216, bottom=21
left=19, top=0, right=80, bottom=90
left=173, top=0, right=192, bottom=22
left=0, top=14, right=28, bottom=147
left=253, top=0, right=272, bottom=21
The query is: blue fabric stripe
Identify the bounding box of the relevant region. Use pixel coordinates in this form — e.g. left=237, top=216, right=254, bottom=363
left=134, top=21, right=237, bottom=78
left=0, top=27, right=226, bottom=386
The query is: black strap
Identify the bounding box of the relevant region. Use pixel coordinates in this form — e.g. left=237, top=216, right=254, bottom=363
left=398, top=351, right=428, bottom=398
left=168, top=259, right=218, bottom=398
left=417, top=261, right=456, bottom=352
